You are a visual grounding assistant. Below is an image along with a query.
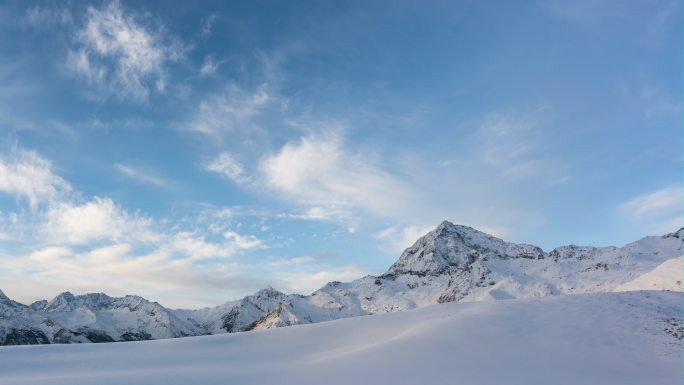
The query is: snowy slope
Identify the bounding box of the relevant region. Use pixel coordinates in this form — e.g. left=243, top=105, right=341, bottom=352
left=614, top=258, right=682, bottom=292
left=0, top=291, right=679, bottom=385
left=1, top=221, right=681, bottom=344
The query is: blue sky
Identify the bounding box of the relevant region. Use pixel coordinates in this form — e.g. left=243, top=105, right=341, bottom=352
left=0, top=0, right=680, bottom=307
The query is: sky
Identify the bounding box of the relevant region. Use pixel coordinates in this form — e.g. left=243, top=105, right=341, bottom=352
left=0, top=0, right=680, bottom=308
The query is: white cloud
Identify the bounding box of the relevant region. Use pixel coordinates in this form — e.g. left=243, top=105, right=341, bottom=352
left=169, top=231, right=263, bottom=261
left=0, top=230, right=11, bottom=241
left=199, top=55, right=220, bottom=77
left=201, top=13, right=219, bottom=37
left=1, top=243, right=258, bottom=308
left=621, top=185, right=681, bottom=217
left=0, top=148, right=71, bottom=208
left=187, top=83, right=270, bottom=135
left=0, top=148, right=167, bottom=246
left=66, top=49, right=107, bottom=85
left=195, top=207, right=234, bottom=234
left=473, top=109, right=571, bottom=186
left=0, top=142, right=368, bottom=306
left=279, top=206, right=350, bottom=222
left=477, top=113, right=540, bottom=179
left=640, top=85, right=682, bottom=119
left=0, top=146, right=281, bottom=307
left=28, top=245, right=74, bottom=262
left=273, top=265, right=369, bottom=295
left=267, top=255, right=317, bottom=268
left=68, top=1, right=185, bottom=101
left=24, top=5, right=72, bottom=28
left=619, top=185, right=682, bottom=233
left=223, top=231, right=265, bottom=250
left=42, top=197, right=157, bottom=245
left=374, top=224, right=437, bottom=254
left=260, top=134, right=416, bottom=219
left=205, top=152, right=249, bottom=184
left=2, top=225, right=269, bottom=306
left=115, top=163, right=169, bottom=187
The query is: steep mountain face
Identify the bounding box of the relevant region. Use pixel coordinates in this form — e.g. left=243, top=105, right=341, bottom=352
left=0, top=290, right=51, bottom=345
left=174, top=287, right=291, bottom=334
left=1, top=221, right=681, bottom=345
left=387, top=222, right=544, bottom=275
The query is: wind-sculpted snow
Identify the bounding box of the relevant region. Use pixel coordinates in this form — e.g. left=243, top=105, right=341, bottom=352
left=0, top=291, right=680, bottom=385
left=1, top=221, right=681, bottom=344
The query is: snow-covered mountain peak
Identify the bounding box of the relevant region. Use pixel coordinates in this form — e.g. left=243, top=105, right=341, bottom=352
left=80, top=293, right=115, bottom=309
left=44, top=292, right=141, bottom=312
left=0, top=289, right=9, bottom=301
left=387, top=221, right=489, bottom=275
left=434, top=221, right=494, bottom=240
left=45, top=292, right=77, bottom=312
left=252, top=286, right=285, bottom=299
left=387, top=220, right=543, bottom=275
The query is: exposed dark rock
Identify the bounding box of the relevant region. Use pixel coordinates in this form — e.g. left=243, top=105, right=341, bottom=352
left=2, top=328, right=50, bottom=345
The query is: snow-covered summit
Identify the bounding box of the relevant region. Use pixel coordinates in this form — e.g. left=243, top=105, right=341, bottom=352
left=44, top=291, right=78, bottom=312
left=388, top=221, right=544, bottom=275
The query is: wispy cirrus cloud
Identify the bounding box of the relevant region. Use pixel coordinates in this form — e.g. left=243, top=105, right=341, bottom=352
left=374, top=224, right=437, bottom=254
left=115, top=163, right=170, bottom=187
left=267, top=262, right=369, bottom=295
left=619, top=184, right=682, bottom=233
left=0, top=148, right=72, bottom=209
left=24, top=4, right=73, bottom=29
left=204, top=152, right=250, bottom=185
left=475, top=108, right=567, bottom=182
left=169, top=230, right=264, bottom=262
left=67, top=0, right=187, bottom=102
left=199, top=55, right=220, bottom=77
left=0, top=148, right=265, bottom=255
left=187, top=83, right=271, bottom=135
left=200, top=13, right=218, bottom=38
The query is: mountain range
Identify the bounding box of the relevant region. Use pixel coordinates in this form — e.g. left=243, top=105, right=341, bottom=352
left=1, top=221, right=681, bottom=345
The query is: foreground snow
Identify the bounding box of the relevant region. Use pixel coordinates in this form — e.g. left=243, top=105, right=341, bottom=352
left=0, top=291, right=680, bottom=385
left=614, top=258, right=682, bottom=292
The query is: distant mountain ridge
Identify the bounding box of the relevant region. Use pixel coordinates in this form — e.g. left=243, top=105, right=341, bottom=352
left=1, top=221, right=681, bottom=345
